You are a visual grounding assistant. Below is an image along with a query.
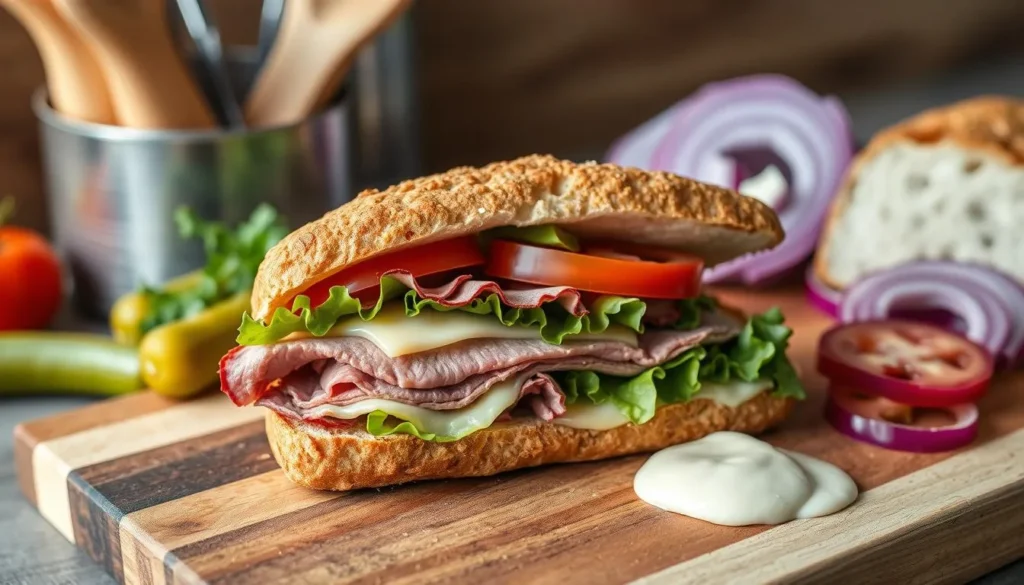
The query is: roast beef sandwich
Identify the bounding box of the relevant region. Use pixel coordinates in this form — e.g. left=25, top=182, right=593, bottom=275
left=218, top=154, right=805, bottom=491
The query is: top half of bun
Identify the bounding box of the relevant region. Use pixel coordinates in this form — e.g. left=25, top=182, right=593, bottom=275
left=251, top=154, right=784, bottom=320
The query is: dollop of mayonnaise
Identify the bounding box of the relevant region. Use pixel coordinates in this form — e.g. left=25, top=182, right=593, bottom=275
left=633, top=431, right=858, bottom=526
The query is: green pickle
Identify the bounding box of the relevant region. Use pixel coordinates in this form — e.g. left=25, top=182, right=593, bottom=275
left=0, top=332, right=142, bottom=396
left=139, top=291, right=250, bottom=399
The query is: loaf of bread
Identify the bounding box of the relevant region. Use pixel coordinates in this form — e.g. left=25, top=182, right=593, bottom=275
left=815, top=96, right=1024, bottom=289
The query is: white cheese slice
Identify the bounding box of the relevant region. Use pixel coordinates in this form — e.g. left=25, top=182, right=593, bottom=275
left=314, top=377, right=772, bottom=436
left=313, top=376, right=521, bottom=438
left=554, top=378, right=774, bottom=431
left=555, top=400, right=629, bottom=431
left=697, top=379, right=774, bottom=408
left=288, top=302, right=639, bottom=358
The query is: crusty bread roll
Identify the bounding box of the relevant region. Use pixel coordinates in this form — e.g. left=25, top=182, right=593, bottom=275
left=816, top=96, right=1024, bottom=289
left=252, top=154, right=783, bottom=320
left=266, top=392, right=794, bottom=491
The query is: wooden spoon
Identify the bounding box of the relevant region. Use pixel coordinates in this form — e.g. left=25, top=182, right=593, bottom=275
left=53, top=0, right=215, bottom=129
left=245, top=0, right=413, bottom=128
left=0, top=0, right=115, bottom=124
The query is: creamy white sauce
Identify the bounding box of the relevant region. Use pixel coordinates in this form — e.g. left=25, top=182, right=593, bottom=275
left=554, top=379, right=773, bottom=431
left=633, top=431, right=858, bottom=526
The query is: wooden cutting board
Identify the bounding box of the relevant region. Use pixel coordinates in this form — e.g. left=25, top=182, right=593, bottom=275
left=13, top=285, right=1024, bottom=585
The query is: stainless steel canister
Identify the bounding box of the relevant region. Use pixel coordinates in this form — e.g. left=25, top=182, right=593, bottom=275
left=33, top=92, right=350, bottom=319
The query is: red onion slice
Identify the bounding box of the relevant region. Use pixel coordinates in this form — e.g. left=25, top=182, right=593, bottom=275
left=606, top=105, right=682, bottom=170
left=825, top=386, right=978, bottom=453
left=840, top=261, right=1024, bottom=366
left=805, top=265, right=841, bottom=318
left=649, top=74, right=853, bottom=285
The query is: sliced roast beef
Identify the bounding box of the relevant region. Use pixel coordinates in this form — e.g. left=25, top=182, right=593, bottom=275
left=259, top=369, right=569, bottom=422
left=640, top=299, right=682, bottom=327
left=386, top=271, right=588, bottom=315
left=519, top=374, right=566, bottom=421
left=223, top=310, right=739, bottom=421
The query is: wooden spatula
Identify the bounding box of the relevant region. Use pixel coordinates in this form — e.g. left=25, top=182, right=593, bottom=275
left=245, top=0, right=412, bottom=128
left=0, top=0, right=115, bottom=124
left=53, top=0, right=215, bottom=129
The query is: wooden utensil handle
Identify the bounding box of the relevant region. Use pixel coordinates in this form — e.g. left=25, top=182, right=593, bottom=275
left=0, top=0, right=116, bottom=124
left=54, top=0, right=215, bottom=130
left=244, top=29, right=340, bottom=127
left=245, top=0, right=412, bottom=128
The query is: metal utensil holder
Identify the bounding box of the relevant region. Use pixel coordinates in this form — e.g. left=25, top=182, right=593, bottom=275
left=33, top=16, right=419, bottom=320
left=35, top=88, right=349, bottom=320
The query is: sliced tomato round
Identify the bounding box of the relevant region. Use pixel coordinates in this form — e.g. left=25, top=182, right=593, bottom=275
left=484, top=240, right=703, bottom=299
left=299, top=236, right=485, bottom=307
left=817, top=320, right=993, bottom=408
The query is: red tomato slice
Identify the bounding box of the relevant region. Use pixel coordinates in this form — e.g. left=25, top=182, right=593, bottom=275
left=484, top=240, right=703, bottom=299
left=817, top=320, right=993, bottom=407
left=299, top=236, right=485, bottom=307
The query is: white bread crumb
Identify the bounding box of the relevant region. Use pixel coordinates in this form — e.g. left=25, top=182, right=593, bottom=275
left=822, top=141, right=1024, bottom=287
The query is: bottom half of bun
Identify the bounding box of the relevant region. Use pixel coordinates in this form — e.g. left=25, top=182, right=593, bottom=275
left=266, top=392, right=795, bottom=491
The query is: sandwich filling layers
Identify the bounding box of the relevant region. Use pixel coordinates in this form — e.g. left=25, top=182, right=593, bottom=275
left=221, top=271, right=803, bottom=442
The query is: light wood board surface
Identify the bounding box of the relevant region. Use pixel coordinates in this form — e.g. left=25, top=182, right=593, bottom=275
left=12, top=285, right=1024, bottom=584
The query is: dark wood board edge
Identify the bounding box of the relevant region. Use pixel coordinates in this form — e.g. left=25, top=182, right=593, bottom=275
left=13, top=422, right=38, bottom=506
left=69, top=472, right=126, bottom=583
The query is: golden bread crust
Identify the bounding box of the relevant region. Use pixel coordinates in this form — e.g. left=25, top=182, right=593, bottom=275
left=252, top=154, right=783, bottom=320
left=815, top=95, right=1024, bottom=289
left=265, top=392, right=794, bottom=491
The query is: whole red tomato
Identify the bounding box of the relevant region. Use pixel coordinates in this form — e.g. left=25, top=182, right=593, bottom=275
left=0, top=200, right=63, bottom=330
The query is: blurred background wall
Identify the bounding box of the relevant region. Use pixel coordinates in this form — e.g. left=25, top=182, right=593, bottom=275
left=3, top=0, right=1024, bottom=233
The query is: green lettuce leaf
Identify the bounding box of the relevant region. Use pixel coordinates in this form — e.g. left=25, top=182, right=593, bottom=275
left=559, top=307, right=804, bottom=426
left=236, top=278, right=406, bottom=345
left=406, top=291, right=646, bottom=345
left=140, top=204, right=287, bottom=335
left=366, top=409, right=491, bottom=443
left=482, top=225, right=580, bottom=251
left=367, top=410, right=443, bottom=442
left=697, top=307, right=803, bottom=400
left=237, top=277, right=647, bottom=345
left=674, top=296, right=717, bottom=330
left=559, top=347, right=707, bottom=424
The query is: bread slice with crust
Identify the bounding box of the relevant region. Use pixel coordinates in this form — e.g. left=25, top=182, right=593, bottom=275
left=252, top=154, right=784, bottom=320
left=816, top=96, right=1024, bottom=290
left=266, top=392, right=794, bottom=491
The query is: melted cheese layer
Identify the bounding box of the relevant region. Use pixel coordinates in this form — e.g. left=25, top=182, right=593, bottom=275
left=287, top=302, right=638, bottom=358
left=316, top=378, right=772, bottom=435
left=315, top=377, right=521, bottom=439
left=554, top=379, right=773, bottom=430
